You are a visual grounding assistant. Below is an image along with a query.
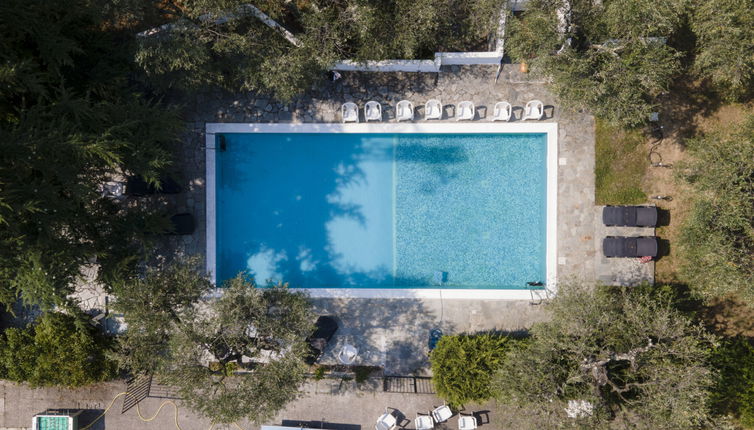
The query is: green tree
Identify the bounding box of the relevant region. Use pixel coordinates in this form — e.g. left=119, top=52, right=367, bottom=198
left=494, top=283, right=718, bottom=430
left=711, top=337, right=754, bottom=426
left=691, top=0, right=754, bottom=99
left=505, top=0, right=685, bottom=127
left=117, top=270, right=315, bottom=424
left=134, top=0, right=504, bottom=99
left=431, top=333, right=516, bottom=407
left=0, top=311, right=117, bottom=387
left=0, top=0, right=181, bottom=308
left=677, top=114, right=754, bottom=303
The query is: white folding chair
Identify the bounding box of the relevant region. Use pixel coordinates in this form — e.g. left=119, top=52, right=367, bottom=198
left=365, top=101, right=382, bottom=122
left=396, top=100, right=414, bottom=121
left=458, top=415, right=477, bottom=430
left=342, top=102, right=359, bottom=123
left=425, top=99, right=443, bottom=120
left=375, top=409, right=397, bottom=430
left=522, top=99, right=545, bottom=120
left=456, top=101, right=475, bottom=121
left=415, top=413, right=434, bottom=430
left=431, top=404, right=453, bottom=423
left=492, top=101, right=512, bottom=121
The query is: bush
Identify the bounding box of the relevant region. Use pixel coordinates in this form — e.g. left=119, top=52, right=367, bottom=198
left=711, top=337, right=754, bottom=426
left=431, top=333, right=517, bottom=407
left=0, top=312, right=117, bottom=387
left=677, top=114, right=754, bottom=302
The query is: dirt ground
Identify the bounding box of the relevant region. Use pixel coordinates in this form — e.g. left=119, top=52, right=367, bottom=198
left=643, top=82, right=752, bottom=284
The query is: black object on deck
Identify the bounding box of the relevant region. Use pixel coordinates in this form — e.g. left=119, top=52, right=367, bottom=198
left=168, top=213, right=195, bottom=235
left=603, top=236, right=658, bottom=258
left=305, top=316, right=339, bottom=365
left=602, top=205, right=658, bottom=227
left=125, top=175, right=182, bottom=196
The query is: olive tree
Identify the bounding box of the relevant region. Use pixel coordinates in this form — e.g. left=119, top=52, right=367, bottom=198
left=677, top=114, right=754, bottom=303
left=494, top=283, right=719, bottom=430
left=691, top=0, right=754, bottom=99
left=505, top=0, right=685, bottom=127
left=116, top=266, right=315, bottom=424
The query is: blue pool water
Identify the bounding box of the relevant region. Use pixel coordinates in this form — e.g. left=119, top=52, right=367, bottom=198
left=215, top=132, right=547, bottom=289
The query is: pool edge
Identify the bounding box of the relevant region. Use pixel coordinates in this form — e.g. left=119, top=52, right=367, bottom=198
left=205, top=122, right=558, bottom=300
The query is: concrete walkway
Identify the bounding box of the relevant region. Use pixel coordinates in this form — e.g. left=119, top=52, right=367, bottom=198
left=0, top=379, right=499, bottom=430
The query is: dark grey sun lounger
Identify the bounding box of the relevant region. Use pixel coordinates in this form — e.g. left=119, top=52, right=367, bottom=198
left=602, top=206, right=658, bottom=227
left=603, top=236, right=658, bottom=258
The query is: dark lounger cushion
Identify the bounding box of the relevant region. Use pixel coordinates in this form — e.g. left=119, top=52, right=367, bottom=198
left=603, top=236, right=658, bottom=257
left=636, top=207, right=658, bottom=227
left=636, top=236, right=658, bottom=257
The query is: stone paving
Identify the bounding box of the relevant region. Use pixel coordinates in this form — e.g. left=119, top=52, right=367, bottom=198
left=153, top=64, right=599, bottom=376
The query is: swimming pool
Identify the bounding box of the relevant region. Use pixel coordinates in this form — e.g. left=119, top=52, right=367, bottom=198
left=206, top=123, right=558, bottom=299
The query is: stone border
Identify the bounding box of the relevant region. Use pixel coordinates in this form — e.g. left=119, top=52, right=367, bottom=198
left=205, top=122, right=558, bottom=300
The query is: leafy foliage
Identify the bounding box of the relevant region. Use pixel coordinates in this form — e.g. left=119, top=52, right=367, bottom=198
left=691, top=0, right=754, bottom=99
left=134, top=0, right=504, bottom=99
left=711, top=337, right=754, bottom=426
left=0, top=0, right=181, bottom=308
left=117, top=269, right=315, bottom=424
left=494, top=282, right=718, bottom=430
left=506, top=0, right=685, bottom=127
left=431, top=333, right=515, bottom=407
left=0, top=311, right=117, bottom=387
left=677, top=114, right=754, bottom=302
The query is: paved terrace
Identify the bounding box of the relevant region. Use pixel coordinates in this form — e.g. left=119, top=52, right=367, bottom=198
left=149, top=64, right=625, bottom=376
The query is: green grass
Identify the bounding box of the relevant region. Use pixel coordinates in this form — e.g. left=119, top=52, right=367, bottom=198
left=595, top=119, right=648, bottom=204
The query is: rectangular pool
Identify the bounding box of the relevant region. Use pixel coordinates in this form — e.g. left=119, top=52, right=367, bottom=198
left=206, top=123, right=558, bottom=299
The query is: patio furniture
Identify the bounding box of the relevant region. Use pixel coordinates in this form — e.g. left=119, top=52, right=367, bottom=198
left=491, top=101, right=512, bottom=121
left=456, top=101, right=475, bottom=121
left=458, top=415, right=477, bottom=430
left=396, top=100, right=414, bottom=121
left=375, top=409, right=397, bottom=430
left=342, top=102, right=359, bottom=123
left=602, top=236, right=658, bottom=258
left=431, top=404, right=453, bottom=423
left=602, top=205, right=658, bottom=227
left=305, top=316, right=339, bottom=365
left=425, top=99, right=443, bottom=120
left=522, top=100, right=544, bottom=120
left=415, top=413, right=434, bottom=430
left=365, top=101, right=382, bottom=122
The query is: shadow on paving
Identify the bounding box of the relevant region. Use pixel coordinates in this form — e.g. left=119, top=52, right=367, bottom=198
left=313, top=297, right=456, bottom=376
left=282, top=419, right=361, bottom=430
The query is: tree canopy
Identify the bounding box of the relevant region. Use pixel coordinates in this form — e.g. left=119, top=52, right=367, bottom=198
left=494, top=283, right=718, bottom=430
left=0, top=0, right=180, bottom=308
left=431, top=333, right=516, bottom=407
left=677, top=114, right=754, bottom=303
left=133, top=0, right=504, bottom=99
left=0, top=311, right=117, bottom=387
left=116, top=266, right=315, bottom=424
left=505, top=0, right=685, bottom=127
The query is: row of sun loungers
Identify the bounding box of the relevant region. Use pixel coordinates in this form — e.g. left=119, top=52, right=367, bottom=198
left=342, top=100, right=545, bottom=122
left=601, top=205, right=660, bottom=259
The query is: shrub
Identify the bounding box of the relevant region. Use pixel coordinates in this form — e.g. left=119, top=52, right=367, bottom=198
left=0, top=312, right=117, bottom=387
left=431, top=333, right=516, bottom=407
left=711, top=337, right=754, bottom=426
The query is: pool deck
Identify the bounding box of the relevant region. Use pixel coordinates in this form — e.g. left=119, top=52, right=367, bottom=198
left=145, top=64, right=650, bottom=374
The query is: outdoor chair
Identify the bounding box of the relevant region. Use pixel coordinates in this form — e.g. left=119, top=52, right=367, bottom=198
left=492, top=101, right=512, bottom=121
left=415, top=413, right=434, bottom=430
left=365, top=101, right=382, bottom=121
left=342, top=102, right=359, bottom=123
left=602, top=236, right=658, bottom=258
left=375, top=408, right=397, bottom=430
left=396, top=100, right=414, bottom=121
left=432, top=404, right=453, bottom=423
left=458, top=414, right=478, bottom=430
left=602, top=205, right=658, bottom=227
left=425, top=99, right=443, bottom=120
left=456, top=101, right=475, bottom=121
left=522, top=99, right=545, bottom=120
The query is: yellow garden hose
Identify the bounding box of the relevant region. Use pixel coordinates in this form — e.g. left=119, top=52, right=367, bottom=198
left=79, top=391, right=247, bottom=430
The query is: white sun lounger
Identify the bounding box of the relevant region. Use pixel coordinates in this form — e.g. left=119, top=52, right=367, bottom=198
left=492, top=101, right=512, bottom=121
left=396, top=100, right=414, bottom=121
left=342, top=102, right=359, bottom=123
left=522, top=99, right=545, bottom=120
left=425, top=99, right=442, bottom=120
left=456, top=101, right=475, bottom=121
left=365, top=101, right=382, bottom=122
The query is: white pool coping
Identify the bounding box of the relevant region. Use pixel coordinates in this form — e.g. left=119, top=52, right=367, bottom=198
left=205, top=122, right=558, bottom=300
